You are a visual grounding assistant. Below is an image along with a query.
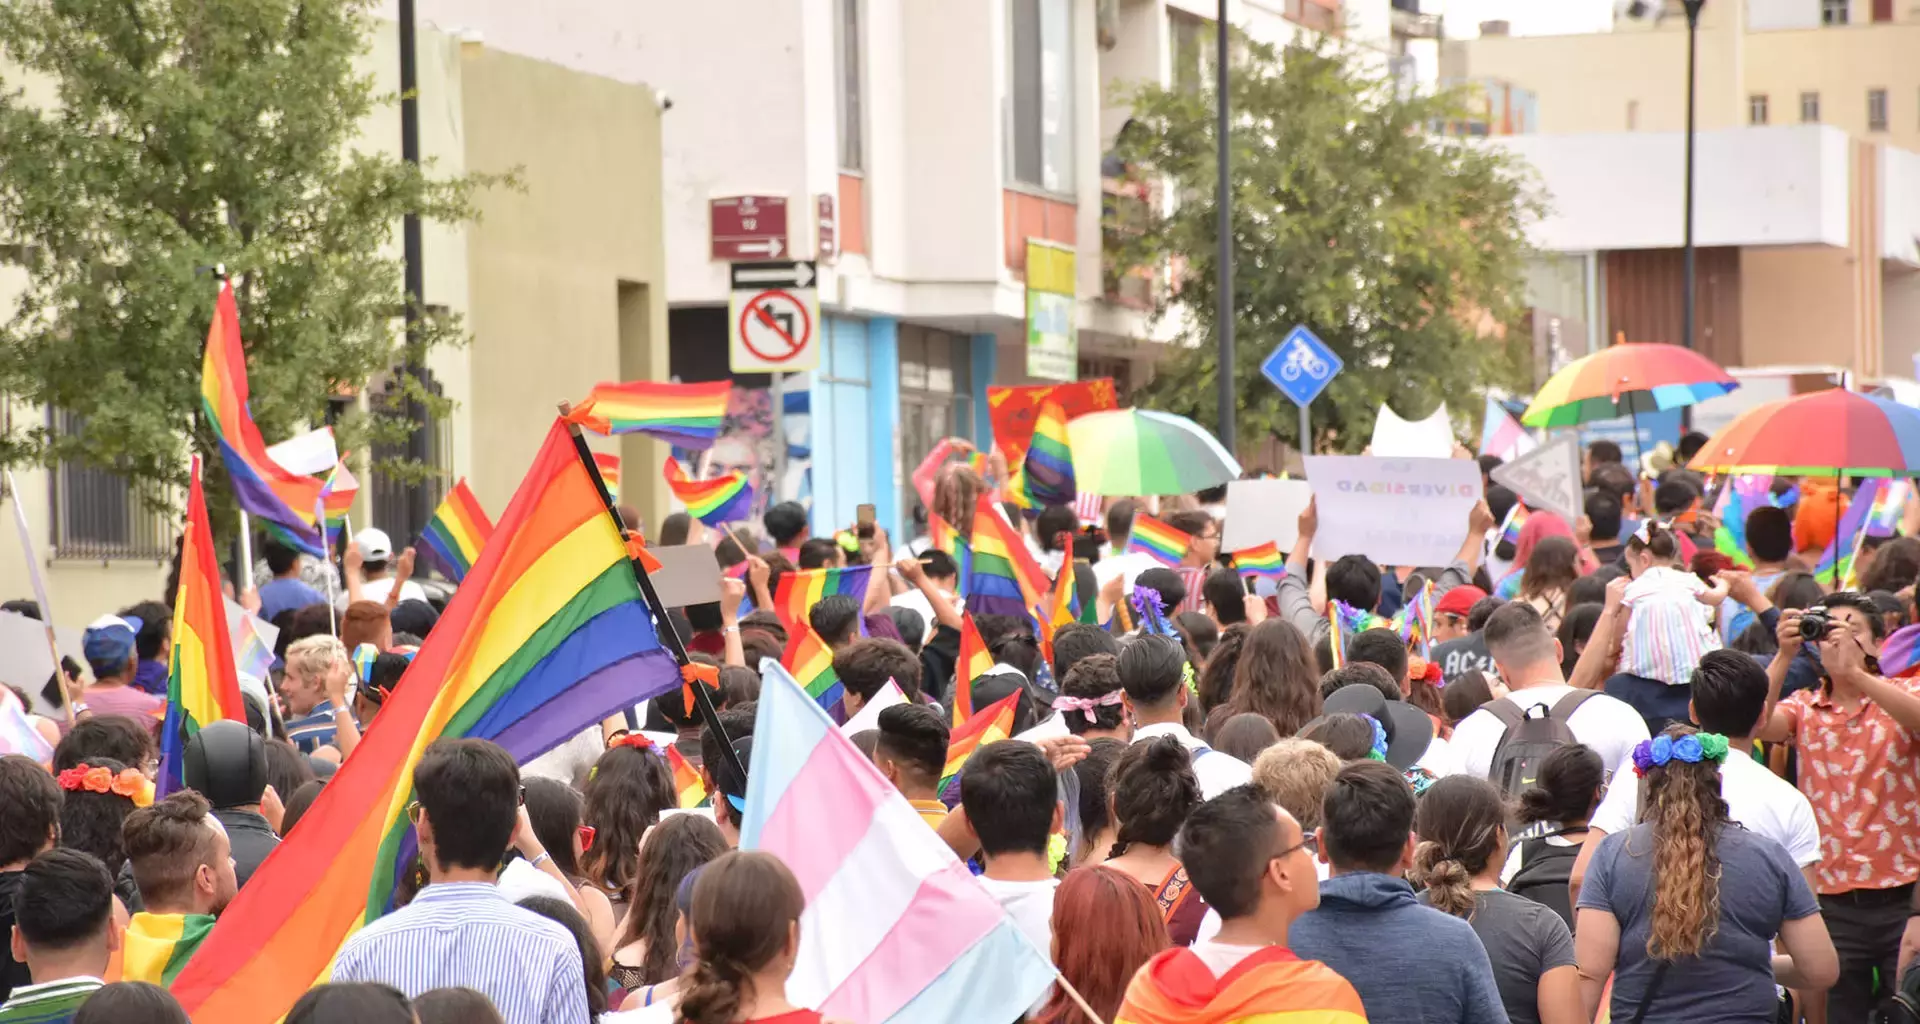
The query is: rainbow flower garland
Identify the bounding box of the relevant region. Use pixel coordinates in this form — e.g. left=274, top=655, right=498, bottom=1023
left=1631, top=732, right=1729, bottom=777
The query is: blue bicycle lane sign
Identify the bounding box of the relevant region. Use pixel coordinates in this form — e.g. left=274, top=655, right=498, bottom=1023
left=1261, top=325, right=1343, bottom=408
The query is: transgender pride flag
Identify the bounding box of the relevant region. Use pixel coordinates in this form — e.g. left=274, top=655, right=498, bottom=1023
left=743, top=665, right=1056, bottom=1023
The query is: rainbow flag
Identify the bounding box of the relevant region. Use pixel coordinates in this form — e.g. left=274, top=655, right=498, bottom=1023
left=1326, top=600, right=1389, bottom=671
left=1231, top=542, right=1286, bottom=579
left=200, top=281, right=330, bottom=555
left=567, top=380, right=732, bottom=450
left=159, top=458, right=246, bottom=797
left=782, top=625, right=846, bottom=723
left=1816, top=479, right=1882, bottom=587
left=418, top=479, right=494, bottom=584
left=1497, top=504, right=1529, bottom=549
left=594, top=453, right=621, bottom=501
left=114, top=912, right=216, bottom=987
left=741, top=665, right=1055, bottom=1023
left=771, top=565, right=874, bottom=631
left=1021, top=399, right=1075, bottom=507
left=666, top=745, right=708, bottom=808
left=966, top=495, right=1050, bottom=619
left=1037, top=557, right=1080, bottom=671
left=1127, top=514, right=1191, bottom=568
left=928, top=514, right=973, bottom=596
left=965, top=451, right=992, bottom=480
left=938, top=691, right=1019, bottom=802
left=663, top=456, right=755, bottom=527
left=1115, top=945, right=1367, bottom=1024
left=1404, top=579, right=1435, bottom=658
left=951, top=613, right=994, bottom=726
left=169, top=419, right=684, bottom=1022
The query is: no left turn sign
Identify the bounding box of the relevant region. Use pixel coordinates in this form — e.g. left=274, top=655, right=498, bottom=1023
left=728, top=262, right=820, bottom=372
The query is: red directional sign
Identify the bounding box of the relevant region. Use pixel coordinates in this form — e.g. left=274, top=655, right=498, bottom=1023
left=710, top=195, right=789, bottom=261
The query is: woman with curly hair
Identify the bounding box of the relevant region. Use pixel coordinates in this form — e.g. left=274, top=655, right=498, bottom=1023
left=611, top=813, right=727, bottom=993
left=675, top=851, right=819, bottom=1024
left=1574, top=725, right=1837, bottom=1023
left=56, top=757, right=148, bottom=911
left=1099, top=736, right=1209, bottom=946
left=1224, top=619, right=1320, bottom=737
left=580, top=738, right=675, bottom=919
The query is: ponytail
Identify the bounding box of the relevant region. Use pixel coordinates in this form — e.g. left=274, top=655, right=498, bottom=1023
left=1639, top=725, right=1731, bottom=960
left=1627, top=520, right=1681, bottom=563
left=1408, top=775, right=1508, bottom=920
left=675, top=851, right=805, bottom=1024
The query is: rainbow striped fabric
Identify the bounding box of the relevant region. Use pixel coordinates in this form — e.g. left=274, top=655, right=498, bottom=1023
left=170, top=419, right=684, bottom=1022
left=1037, top=557, right=1081, bottom=671
left=1230, top=542, right=1286, bottom=579
left=1127, top=514, right=1191, bottom=568
left=594, top=453, right=621, bottom=500
left=418, top=479, right=494, bottom=584
left=667, top=745, right=708, bottom=808
left=781, top=626, right=846, bottom=722
left=938, top=691, right=1019, bottom=802
left=1404, top=579, right=1435, bottom=658
left=1326, top=600, right=1389, bottom=671
left=928, top=514, right=973, bottom=595
left=200, top=281, right=330, bottom=555
left=741, top=668, right=1055, bottom=1023
left=1498, top=504, right=1530, bottom=549
left=1022, top=398, right=1076, bottom=507
left=1878, top=622, right=1920, bottom=678
left=1815, top=479, right=1883, bottom=587
left=966, top=495, right=1050, bottom=619
left=115, top=912, right=216, bottom=986
left=159, top=458, right=246, bottom=797
left=772, top=565, right=874, bottom=631
left=1115, top=945, right=1367, bottom=1024
left=951, top=613, right=995, bottom=726
left=663, top=456, right=755, bottom=526
left=567, top=380, right=733, bottom=449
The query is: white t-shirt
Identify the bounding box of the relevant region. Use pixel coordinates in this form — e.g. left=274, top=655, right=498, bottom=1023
left=1133, top=722, right=1253, bottom=799
left=977, top=875, right=1059, bottom=1014
left=336, top=577, right=428, bottom=610
left=1589, top=748, right=1822, bottom=867
left=1449, top=683, right=1651, bottom=782
left=1415, top=734, right=1459, bottom=778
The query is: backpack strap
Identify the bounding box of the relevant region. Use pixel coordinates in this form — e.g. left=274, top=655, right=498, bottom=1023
left=1481, top=698, right=1525, bottom=730
left=1550, top=689, right=1598, bottom=720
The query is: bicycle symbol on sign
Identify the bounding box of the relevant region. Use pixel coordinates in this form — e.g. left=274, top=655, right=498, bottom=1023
left=1279, top=339, right=1331, bottom=382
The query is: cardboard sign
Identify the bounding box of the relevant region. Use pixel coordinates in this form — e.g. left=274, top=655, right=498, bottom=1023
left=647, top=544, right=724, bottom=609
left=0, top=611, right=82, bottom=716
left=1302, top=456, right=1483, bottom=567
left=1490, top=434, right=1582, bottom=523
left=1221, top=479, right=1315, bottom=554
left=1370, top=403, right=1454, bottom=459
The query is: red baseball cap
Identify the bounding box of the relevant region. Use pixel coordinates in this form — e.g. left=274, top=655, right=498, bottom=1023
left=1434, top=585, right=1487, bottom=619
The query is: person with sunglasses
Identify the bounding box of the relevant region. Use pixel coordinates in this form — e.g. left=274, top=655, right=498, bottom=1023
left=1114, top=785, right=1365, bottom=1023
left=512, top=778, right=615, bottom=962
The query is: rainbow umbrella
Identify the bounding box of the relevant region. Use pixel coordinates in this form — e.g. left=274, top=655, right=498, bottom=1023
left=1522, top=342, right=1738, bottom=427
left=1687, top=389, right=1920, bottom=477
left=1067, top=408, right=1242, bottom=496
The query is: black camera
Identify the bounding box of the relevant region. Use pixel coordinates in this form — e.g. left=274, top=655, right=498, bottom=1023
left=1798, top=607, right=1833, bottom=641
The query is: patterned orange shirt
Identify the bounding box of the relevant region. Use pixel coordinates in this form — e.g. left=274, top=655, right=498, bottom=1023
left=1781, top=676, right=1920, bottom=895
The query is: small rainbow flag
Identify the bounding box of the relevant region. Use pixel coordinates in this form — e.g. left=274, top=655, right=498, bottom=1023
left=1404, top=579, right=1435, bottom=658
left=1022, top=399, right=1075, bottom=507
left=782, top=625, right=846, bottom=723
left=1037, top=557, right=1081, bottom=671
left=318, top=461, right=357, bottom=542
left=771, top=565, right=874, bottom=631
left=1127, top=514, right=1191, bottom=568
left=1816, top=479, right=1880, bottom=587
left=666, top=745, right=707, bottom=808
left=663, top=456, right=755, bottom=527
left=928, top=514, right=972, bottom=595
left=1497, top=504, right=1530, bottom=549
left=938, top=691, right=1019, bottom=804
left=567, top=380, right=733, bottom=450
left=952, top=613, right=995, bottom=726
left=1231, top=542, right=1287, bottom=579
left=965, top=451, right=992, bottom=480
left=159, top=458, right=246, bottom=797
left=966, top=495, right=1051, bottom=619
left=418, top=480, right=494, bottom=584
left=1326, top=600, right=1389, bottom=671
left=594, top=453, right=621, bottom=501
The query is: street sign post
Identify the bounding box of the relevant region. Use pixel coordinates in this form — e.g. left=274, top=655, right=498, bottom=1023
left=728, top=261, right=820, bottom=373
left=710, top=196, right=790, bottom=261
left=1261, top=325, right=1343, bottom=456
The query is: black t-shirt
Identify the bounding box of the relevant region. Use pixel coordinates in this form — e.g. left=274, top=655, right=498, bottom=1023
left=0, top=869, right=27, bottom=1002
left=1432, top=632, right=1494, bottom=683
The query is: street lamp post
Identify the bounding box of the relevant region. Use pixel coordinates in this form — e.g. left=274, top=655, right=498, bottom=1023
left=1681, top=0, right=1705, bottom=353
left=1215, top=0, right=1236, bottom=454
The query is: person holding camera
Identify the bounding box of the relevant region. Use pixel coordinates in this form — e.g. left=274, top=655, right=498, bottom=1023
left=1756, top=591, right=1920, bottom=1022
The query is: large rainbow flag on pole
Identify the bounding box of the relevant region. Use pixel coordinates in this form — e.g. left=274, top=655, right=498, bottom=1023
left=158, top=458, right=246, bottom=797
left=417, top=479, right=494, bottom=583
left=566, top=380, right=733, bottom=449
left=170, top=419, right=685, bottom=1022
left=742, top=671, right=1054, bottom=1023
left=200, top=281, right=330, bottom=555
left=966, top=494, right=1051, bottom=619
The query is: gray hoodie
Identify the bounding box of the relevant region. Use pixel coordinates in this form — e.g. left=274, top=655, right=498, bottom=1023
left=1288, top=871, right=1511, bottom=1024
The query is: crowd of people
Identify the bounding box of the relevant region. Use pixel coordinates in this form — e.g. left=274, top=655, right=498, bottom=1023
left=2, top=430, right=1919, bottom=1024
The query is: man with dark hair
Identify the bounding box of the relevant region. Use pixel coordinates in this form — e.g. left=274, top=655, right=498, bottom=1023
left=333, top=739, right=586, bottom=1024
left=1344, top=629, right=1408, bottom=691
left=257, top=539, right=324, bottom=623
left=0, top=758, right=61, bottom=1002
left=807, top=594, right=863, bottom=649
left=763, top=501, right=811, bottom=560
left=834, top=637, right=924, bottom=710
left=1720, top=505, right=1792, bottom=645
left=1106, top=499, right=1138, bottom=559
left=1201, top=568, right=1247, bottom=626
left=118, top=791, right=238, bottom=986
left=1049, top=623, right=1118, bottom=684
left=1133, top=568, right=1188, bottom=619
left=1317, top=664, right=1399, bottom=703
left=1118, top=786, right=1363, bottom=1020
left=1282, top=499, right=1492, bottom=648
left=874, top=704, right=950, bottom=828
left=0, top=849, right=117, bottom=1020
left=1166, top=509, right=1219, bottom=570
left=1055, top=653, right=1127, bottom=741
left=1584, top=439, right=1622, bottom=479
left=701, top=706, right=755, bottom=848
left=1675, top=430, right=1708, bottom=464
left=796, top=536, right=842, bottom=570
left=1585, top=489, right=1627, bottom=566
left=1119, top=634, right=1250, bottom=797
left=960, top=741, right=1060, bottom=982
left=1288, top=762, right=1505, bottom=1024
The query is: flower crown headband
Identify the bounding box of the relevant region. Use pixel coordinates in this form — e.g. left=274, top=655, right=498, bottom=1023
left=1361, top=714, right=1388, bottom=763
left=1631, top=732, right=1729, bottom=777
left=57, top=764, right=154, bottom=808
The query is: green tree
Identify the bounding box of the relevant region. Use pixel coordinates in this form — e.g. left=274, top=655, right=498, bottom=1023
left=1107, top=37, right=1541, bottom=453
left=0, top=0, right=496, bottom=518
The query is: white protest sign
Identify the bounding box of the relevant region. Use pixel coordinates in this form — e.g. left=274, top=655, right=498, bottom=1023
left=1302, top=456, right=1483, bottom=567
left=1490, top=434, right=1582, bottom=523
left=840, top=679, right=906, bottom=735
left=265, top=427, right=339, bottom=476
left=1370, top=403, right=1454, bottom=459
left=1221, top=478, right=1315, bottom=554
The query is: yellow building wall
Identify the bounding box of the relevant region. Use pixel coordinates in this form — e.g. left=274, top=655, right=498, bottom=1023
left=456, top=47, right=671, bottom=531
left=1746, top=24, right=1920, bottom=153
left=1739, top=245, right=1859, bottom=365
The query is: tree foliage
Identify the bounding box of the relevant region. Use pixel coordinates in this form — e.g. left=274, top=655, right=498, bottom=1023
left=1107, top=37, right=1542, bottom=453
left=0, top=0, right=497, bottom=512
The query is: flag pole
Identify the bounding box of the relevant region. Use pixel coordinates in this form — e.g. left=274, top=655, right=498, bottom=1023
left=560, top=403, right=745, bottom=784
left=1053, top=971, right=1109, bottom=1024
left=237, top=510, right=255, bottom=596
left=314, top=496, right=337, bottom=636
left=4, top=470, right=74, bottom=725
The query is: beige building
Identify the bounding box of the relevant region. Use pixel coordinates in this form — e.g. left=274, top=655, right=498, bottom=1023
left=1443, top=0, right=1920, bottom=380
left=0, top=25, right=671, bottom=633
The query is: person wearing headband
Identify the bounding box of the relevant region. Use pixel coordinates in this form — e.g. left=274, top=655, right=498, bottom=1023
left=1051, top=653, right=1128, bottom=742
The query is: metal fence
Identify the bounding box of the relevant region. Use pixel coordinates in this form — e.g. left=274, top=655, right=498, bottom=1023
left=47, top=410, right=176, bottom=562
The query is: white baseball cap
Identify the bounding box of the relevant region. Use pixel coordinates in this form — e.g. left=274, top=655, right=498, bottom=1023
left=355, top=528, right=394, bottom=561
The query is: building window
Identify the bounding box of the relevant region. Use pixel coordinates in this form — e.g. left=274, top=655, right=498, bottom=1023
left=1008, top=0, right=1076, bottom=195
left=1869, top=88, right=1888, bottom=131
left=1169, top=10, right=1214, bottom=96
left=835, top=0, right=864, bottom=172
left=1821, top=0, right=1848, bottom=23
left=46, top=409, right=174, bottom=561
left=1748, top=94, right=1769, bottom=125
left=1801, top=91, right=1821, bottom=123
left=897, top=327, right=973, bottom=521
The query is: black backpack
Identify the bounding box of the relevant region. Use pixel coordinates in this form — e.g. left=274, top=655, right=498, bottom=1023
left=1873, top=962, right=1920, bottom=1024
left=1483, top=690, right=1597, bottom=798
left=1507, top=828, right=1583, bottom=929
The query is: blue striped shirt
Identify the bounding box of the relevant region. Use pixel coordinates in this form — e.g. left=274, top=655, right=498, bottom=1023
left=332, top=882, right=586, bottom=1024
left=285, top=700, right=342, bottom=754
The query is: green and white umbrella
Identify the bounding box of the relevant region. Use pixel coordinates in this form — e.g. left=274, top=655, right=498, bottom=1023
left=1066, top=408, right=1242, bottom=496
